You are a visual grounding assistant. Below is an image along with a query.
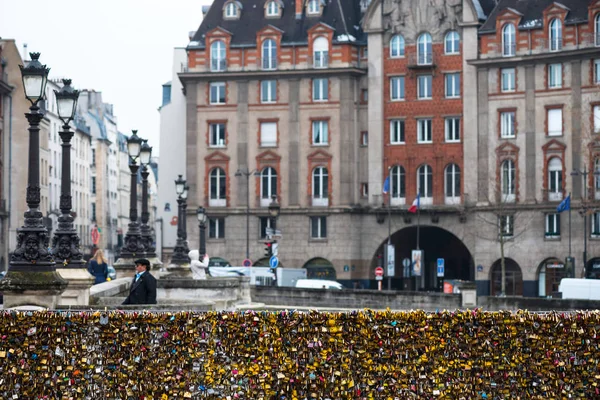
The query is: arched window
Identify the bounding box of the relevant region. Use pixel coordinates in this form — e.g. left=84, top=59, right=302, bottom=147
left=390, top=165, right=405, bottom=205
left=595, top=14, right=600, bottom=46
left=261, top=167, right=277, bottom=206
left=595, top=158, right=600, bottom=200
left=390, top=35, right=405, bottom=58
left=312, top=166, right=329, bottom=206
left=548, top=158, right=563, bottom=201
left=445, top=164, right=461, bottom=203
left=209, top=168, right=226, bottom=206
left=417, top=32, right=432, bottom=65
left=444, top=31, right=460, bottom=54
left=502, top=23, right=515, bottom=56
left=549, top=18, right=562, bottom=51
left=262, top=39, right=277, bottom=70
left=210, top=40, right=226, bottom=71
left=417, top=164, right=433, bottom=203
left=501, top=159, right=516, bottom=202
left=225, top=2, right=239, bottom=18
left=266, top=1, right=279, bottom=16
left=313, top=36, right=329, bottom=68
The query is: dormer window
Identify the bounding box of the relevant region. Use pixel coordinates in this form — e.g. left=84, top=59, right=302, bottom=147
left=549, top=18, right=562, bottom=51
left=308, top=0, right=320, bottom=15
left=266, top=1, right=279, bottom=17
left=224, top=1, right=241, bottom=19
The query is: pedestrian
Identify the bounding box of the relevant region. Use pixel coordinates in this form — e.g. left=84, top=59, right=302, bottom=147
left=122, top=259, right=157, bottom=305
left=87, top=249, right=109, bottom=285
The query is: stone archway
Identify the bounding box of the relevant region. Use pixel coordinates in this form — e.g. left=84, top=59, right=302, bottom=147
left=490, top=258, right=523, bottom=296
left=537, top=257, right=568, bottom=297
left=303, top=258, right=336, bottom=280
left=371, top=226, right=474, bottom=291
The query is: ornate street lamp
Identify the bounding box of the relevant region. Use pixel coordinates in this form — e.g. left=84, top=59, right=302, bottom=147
left=170, top=176, right=190, bottom=264
left=235, top=168, right=260, bottom=260
left=268, top=194, right=280, bottom=227
left=51, top=79, right=84, bottom=267
left=139, top=140, right=156, bottom=257
left=120, top=130, right=144, bottom=259
left=0, top=53, right=67, bottom=307
left=197, top=206, right=207, bottom=261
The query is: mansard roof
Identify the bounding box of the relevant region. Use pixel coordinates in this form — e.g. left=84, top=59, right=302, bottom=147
left=480, top=0, right=594, bottom=33
left=190, top=0, right=366, bottom=49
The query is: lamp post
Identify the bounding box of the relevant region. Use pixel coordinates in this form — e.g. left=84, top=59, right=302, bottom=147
left=119, top=130, right=144, bottom=259
left=235, top=168, right=260, bottom=260
left=197, top=206, right=207, bottom=261
left=268, top=194, right=280, bottom=232
left=0, top=53, right=67, bottom=307
left=571, top=166, right=599, bottom=278
left=139, top=140, right=156, bottom=257
left=50, top=79, right=84, bottom=267
left=170, top=175, right=190, bottom=264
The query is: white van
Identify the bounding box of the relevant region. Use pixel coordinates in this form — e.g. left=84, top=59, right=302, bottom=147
left=558, top=278, right=600, bottom=300
left=295, top=279, right=343, bottom=290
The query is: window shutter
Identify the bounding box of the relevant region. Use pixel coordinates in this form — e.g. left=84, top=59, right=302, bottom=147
left=261, top=122, right=277, bottom=146
left=548, top=109, right=562, bottom=135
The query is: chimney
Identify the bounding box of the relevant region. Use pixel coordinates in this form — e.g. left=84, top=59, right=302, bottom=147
left=23, top=43, right=28, bottom=61
left=295, top=0, right=304, bottom=19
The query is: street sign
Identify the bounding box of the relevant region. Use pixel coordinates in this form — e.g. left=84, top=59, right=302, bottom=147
left=269, top=256, right=279, bottom=269
left=375, top=266, right=384, bottom=277
left=386, top=244, right=395, bottom=277
left=437, top=258, right=445, bottom=278
left=376, top=275, right=383, bottom=281
left=242, top=259, right=252, bottom=267
left=266, top=228, right=282, bottom=239
left=272, top=243, right=279, bottom=257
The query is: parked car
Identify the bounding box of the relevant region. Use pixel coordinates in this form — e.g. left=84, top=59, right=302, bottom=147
left=295, top=279, right=343, bottom=290
left=107, top=266, right=117, bottom=281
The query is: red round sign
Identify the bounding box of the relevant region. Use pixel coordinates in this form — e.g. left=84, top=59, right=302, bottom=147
left=375, top=267, right=384, bottom=277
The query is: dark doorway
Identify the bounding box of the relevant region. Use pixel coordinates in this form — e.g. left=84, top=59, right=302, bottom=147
left=490, top=258, right=523, bottom=296
left=371, top=226, right=473, bottom=291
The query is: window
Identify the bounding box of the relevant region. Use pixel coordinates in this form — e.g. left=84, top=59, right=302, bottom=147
left=595, top=158, right=600, bottom=199
left=499, top=215, right=514, bottom=238
left=92, top=203, right=96, bottom=222
left=91, top=177, right=96, bottom=194
left=594, top=105, right=600, bottom=133
left=445, top=117, right=460, bottom=142
left=417, top=119, right=432, bottom=143
left=444, top=31, right=459, bottom=54
left=390, top=35, right=405, bottom=57
left=310, top=216, right=327, bottom=239
left=502, top=24, right=516, bottom=56
left=549, top=18, right=562, bottom=51
left=445, top=73, right=460, bottom=98
left=260, top=122, right=277, bottom=147
left=312, top=167, right=329, bottom=206
left=417, top=164, right=433, bottom=202
left=548, top=158, right=563, bottom=201
left=593, top=212, right=600, bottom=237
left=308, top=0, right=320, bottom=14
left=501, top=68, right=515, bottom=92
left=417, top=33, right=432, bottom=65
left=209, top=168, right=226, bottom=206
left=262, top=39, right=277, bottom=70
left=312, top=120, right=328, bottom=145
left=261, top=167, right=277, bottom=206
left=361, top=89, right=368, bottom=102
left=501, top=159, right=516, bottom=202
left=596, top=14, right=600, bottom=46
left=417, top=75, right=432, bottom=99
left=390, top=120, right=405, bottom=144
left=261, top=80, right=277, bottom=103
left=445, top=164, right=461, bottom=203
left=313, top=78, right=328, bottom=101
left=225, top=2, right=238, bottom=18
left=266, top=0, right=279, bottom=16
left=547, top=108, right=562, bottom=136
left=210, top=40, right=226, bottom=71
left=548, top=63, right=562, bottom=88
left=595, top=60, right=600, bottom=84
left=259, top=217, right=276, bottom=239
left=361, top=183, right=368, bottom=197
left=210, top=82, right=226, bottom=104
left=390, top=165, right=405, bottom=202
left=361, top=131, right=368, bottom=146
left=209, top=217, right=225, bottom=239
left=390, top=76, right=405, bottom=101
left=209, top=123, right=226, bottom=147
left=500, top=111, right=515, bottom=138
left=313, top=37, right=329, bottom=68
left=91, top=149, right=95, bottom=165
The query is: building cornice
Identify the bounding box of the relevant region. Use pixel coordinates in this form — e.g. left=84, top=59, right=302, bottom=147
left=0, top=80, right=13, bottom=94
left=178, top=67, right=367, bottom=84
left=467, top=47, right=600, bottom=67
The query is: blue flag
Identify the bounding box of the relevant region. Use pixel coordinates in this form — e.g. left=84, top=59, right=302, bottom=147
left=382, top=177, right=390, bottom=194
left=556, top=194, right=570, bottom=213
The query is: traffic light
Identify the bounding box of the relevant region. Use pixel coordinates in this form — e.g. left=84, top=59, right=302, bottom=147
left=264, top=241, right=273, bottom=258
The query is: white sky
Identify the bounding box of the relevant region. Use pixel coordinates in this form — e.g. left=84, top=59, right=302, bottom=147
left=0, top=0, right=212, bottom=156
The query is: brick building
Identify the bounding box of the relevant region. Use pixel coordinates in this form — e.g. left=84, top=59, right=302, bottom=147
left=178, top=0, right=600, bottom=295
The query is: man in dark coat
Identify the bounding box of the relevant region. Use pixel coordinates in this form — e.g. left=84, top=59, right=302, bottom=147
left=122, top=259, right=157, bottom=305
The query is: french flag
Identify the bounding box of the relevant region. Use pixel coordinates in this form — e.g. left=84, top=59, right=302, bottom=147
left=408, top=193, right=420, bottom=213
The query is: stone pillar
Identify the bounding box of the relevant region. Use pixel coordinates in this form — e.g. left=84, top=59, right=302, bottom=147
left=56, top=267, right=94, bottom=306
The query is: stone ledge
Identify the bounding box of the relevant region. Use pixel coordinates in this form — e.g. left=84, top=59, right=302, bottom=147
left=158, top=276, right=249, bottom=289
left=90, top=278, right=131, bottom=299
